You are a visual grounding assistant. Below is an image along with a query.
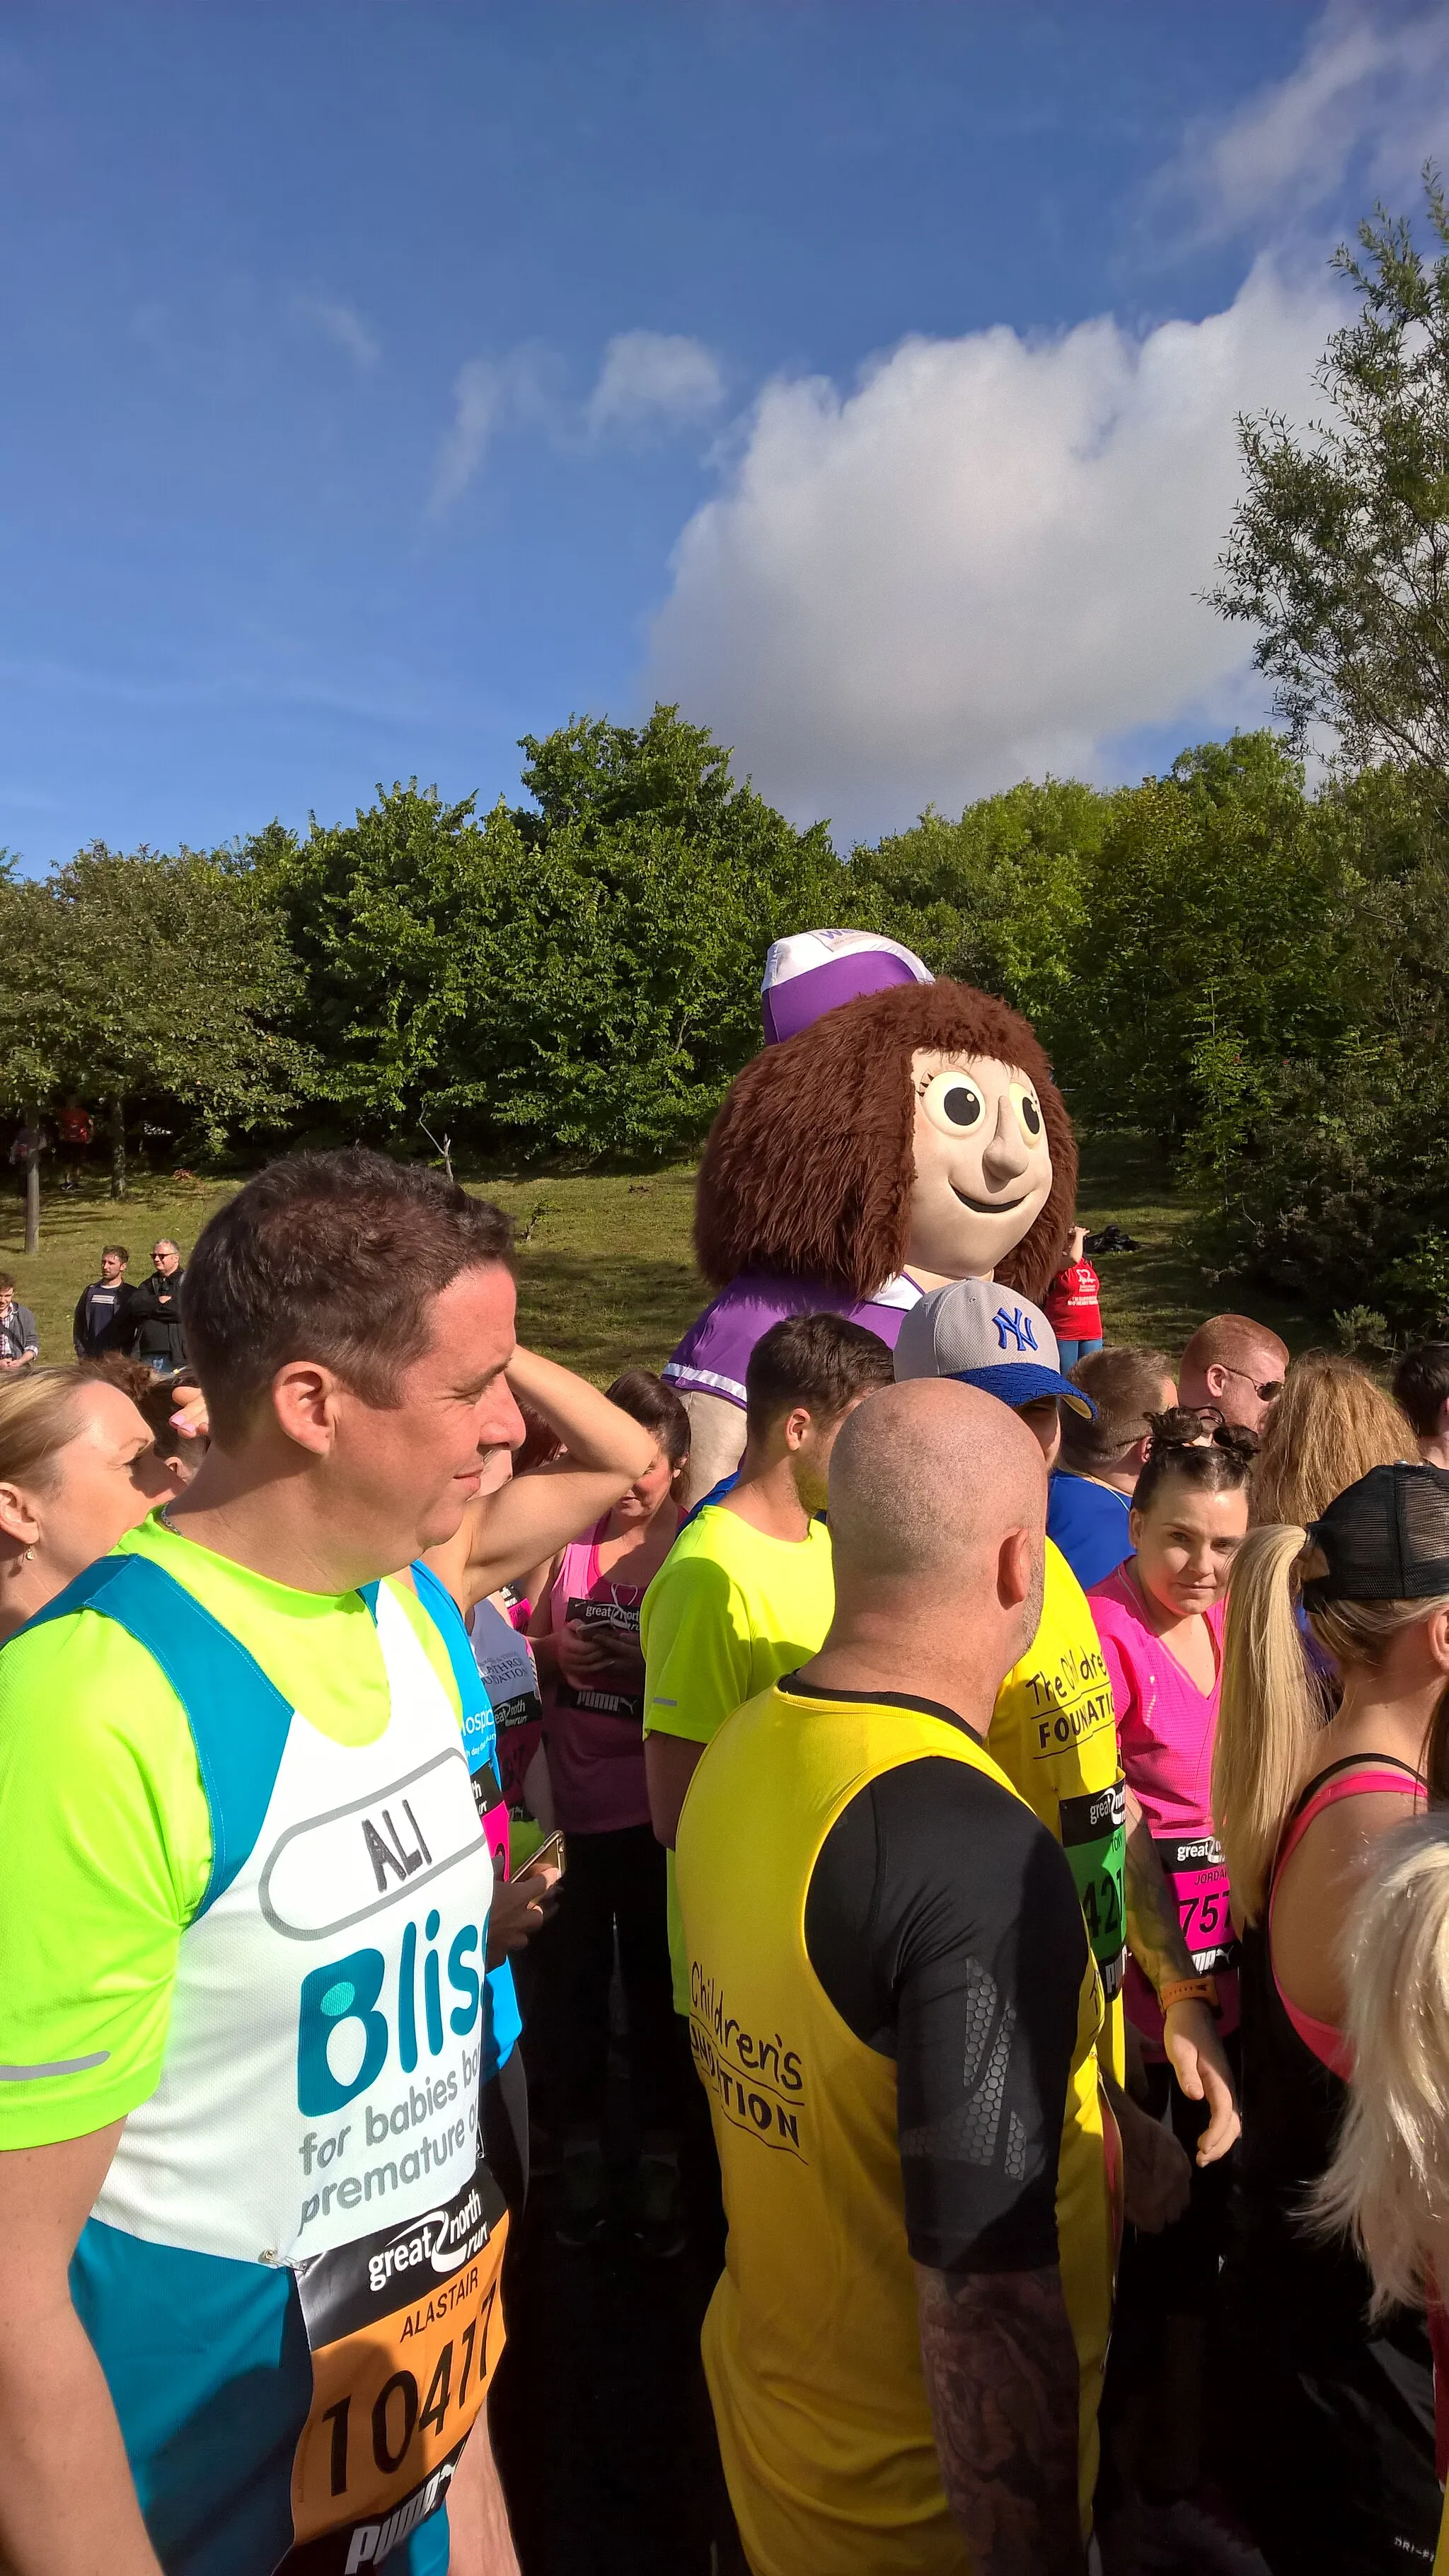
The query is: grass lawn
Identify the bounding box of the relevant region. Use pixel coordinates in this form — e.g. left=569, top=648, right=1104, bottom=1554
left=1, top=1133, right=1322, bottom=1381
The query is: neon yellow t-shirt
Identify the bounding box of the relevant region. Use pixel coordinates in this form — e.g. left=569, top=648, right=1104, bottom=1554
left=989, top=1538, right=1126, bottom=2080
left=0, top=1514, right=461, bottom=2151
left=642, top=1504, right=836, bottom=2014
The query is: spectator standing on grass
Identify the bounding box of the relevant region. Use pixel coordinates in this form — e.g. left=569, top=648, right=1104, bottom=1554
left=73, top=1244, right=130, bottom=1358
left=1178, top=1313, right=1288, bottom=1438
left=0, top=1273, right=39, bottom=1371
left=1392, top=1342, right=1449, bottom=1470
left=1046, top=1344, right=1177, bottom=1590
left=527, top=1370, right=693, bottom=2257
left=676, top=1380, right=1114, bottom=2575
left=1045, top=1223, right=1104, bottom=1370
left=125, top=1237, right=186, bottom=1371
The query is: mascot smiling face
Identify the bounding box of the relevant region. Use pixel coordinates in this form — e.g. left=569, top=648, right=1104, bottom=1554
left=667, top=971, right=1077, bottom=1498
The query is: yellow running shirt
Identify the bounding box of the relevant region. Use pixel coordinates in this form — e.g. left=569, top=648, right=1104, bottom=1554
left=991, top=1537, right=1126, bottom=2081
left=676, top=1675, right=1117, bottom=2576
left=642, top=1503, right=835, bottom=2011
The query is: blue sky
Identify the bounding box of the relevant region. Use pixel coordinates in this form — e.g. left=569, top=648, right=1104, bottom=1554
left=1, top=1, right=1441, bottom=865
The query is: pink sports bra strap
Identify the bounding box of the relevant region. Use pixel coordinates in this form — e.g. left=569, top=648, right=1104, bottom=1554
left=1274, top=1755, right=1424, bottom=1882
left=1269, top=1756, right=1424, bottom=2077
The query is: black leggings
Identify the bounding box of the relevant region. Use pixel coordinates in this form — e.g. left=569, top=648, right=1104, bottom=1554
left=543, top=1823, right=679, bottom=2137
left=1216, top=2270, right=1439, bottom=2573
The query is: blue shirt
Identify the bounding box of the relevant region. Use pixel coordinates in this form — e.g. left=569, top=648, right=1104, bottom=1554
left=1046, top=1471, right=1132, bottom=1593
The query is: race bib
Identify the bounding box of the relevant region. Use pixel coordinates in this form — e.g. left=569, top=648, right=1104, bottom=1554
left=1153, top=1830, right=1237, bottom=1979
left=278, top=2157, right=509, bottom=2572
left=1124, top=1832, right=1240, bottom=2045
left=1059, top=1777, right=1127, bottom=1999
left=554, top=1597, right=644, bottom=1725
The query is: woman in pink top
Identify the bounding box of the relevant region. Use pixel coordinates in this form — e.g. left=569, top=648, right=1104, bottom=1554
left=1091, top=1416, right=1254, bottom=2052
left=528, top=1370, right=691, bottom=2253
left=1089, top=1415, right=1252, bottom=2535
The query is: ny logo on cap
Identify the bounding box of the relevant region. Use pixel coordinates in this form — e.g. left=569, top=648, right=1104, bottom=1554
left=993, top=1305, right=1039, bottom=1354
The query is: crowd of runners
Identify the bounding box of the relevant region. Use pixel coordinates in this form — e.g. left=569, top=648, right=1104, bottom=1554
left=4, top=1153, right=1449, bottom=2573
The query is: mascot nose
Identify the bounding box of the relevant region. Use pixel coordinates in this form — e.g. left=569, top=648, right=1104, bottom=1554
left=981, top=1095, right=1031, bottom=1191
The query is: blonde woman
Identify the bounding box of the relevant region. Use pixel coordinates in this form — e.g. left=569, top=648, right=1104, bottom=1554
left=0, top=1364, right=159, bottom=1639
left=1210, top=1463, right=1449, bottom=2572
left=1250, top=1351, right=1413, bottom=1529
left=1316, top=1810, right=1449, bottom=2576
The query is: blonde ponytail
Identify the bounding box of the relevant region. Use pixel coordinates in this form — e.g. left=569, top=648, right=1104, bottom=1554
left=1214, top=1523, right=1317, bottom=1925
left=1313, top=1815, right=1449, bottom=2311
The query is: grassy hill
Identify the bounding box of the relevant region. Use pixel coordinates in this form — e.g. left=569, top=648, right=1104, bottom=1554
left=4, top=1133, right=1320, bottom=1381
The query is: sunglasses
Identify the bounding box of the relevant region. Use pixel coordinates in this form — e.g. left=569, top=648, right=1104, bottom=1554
left=1220, top=1365, right=1284, bottom=1402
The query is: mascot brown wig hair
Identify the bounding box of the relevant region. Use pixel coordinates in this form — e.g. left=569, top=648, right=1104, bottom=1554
left=695, top=978, right=1077, bottom=1305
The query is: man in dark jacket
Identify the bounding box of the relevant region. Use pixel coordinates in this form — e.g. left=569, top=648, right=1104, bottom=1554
left=73, top=1244, right=131, bottom=1358
left=126, top=1238, right=187, bottom=1370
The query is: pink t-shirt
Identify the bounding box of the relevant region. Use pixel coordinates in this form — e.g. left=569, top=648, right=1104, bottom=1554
left=540, top=1519, right=655, bottom=1835
left=1089, top=1561, right=1237, bottom=2045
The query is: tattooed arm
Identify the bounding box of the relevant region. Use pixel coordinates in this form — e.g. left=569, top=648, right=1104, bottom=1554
left=1124, top=1789, right=1240, bottom=2163
left=915, top=2260, right=1085, bottom=2576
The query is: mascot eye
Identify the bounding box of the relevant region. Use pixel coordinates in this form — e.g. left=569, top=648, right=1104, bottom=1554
left=921, top=1070, right=986, bottom=1136
left=1010, top=1082, right=1044, bottom=1143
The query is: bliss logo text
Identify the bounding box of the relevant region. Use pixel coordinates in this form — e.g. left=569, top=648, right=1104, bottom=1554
left=297, top=1910, right=482, bottom=2117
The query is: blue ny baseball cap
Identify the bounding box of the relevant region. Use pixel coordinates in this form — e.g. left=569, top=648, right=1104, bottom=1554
left=894, top=1279, right=1096, bottom=1417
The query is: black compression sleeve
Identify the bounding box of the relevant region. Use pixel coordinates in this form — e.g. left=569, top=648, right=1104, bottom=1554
left=804, top=1755, right=1088, bottom=2274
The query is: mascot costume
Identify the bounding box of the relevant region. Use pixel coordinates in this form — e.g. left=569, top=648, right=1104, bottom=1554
left=665, top=928, right=1077, bottom=1500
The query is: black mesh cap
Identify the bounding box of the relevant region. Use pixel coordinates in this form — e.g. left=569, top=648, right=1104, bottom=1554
left=1303, top=1462, right=1449, bottom=1606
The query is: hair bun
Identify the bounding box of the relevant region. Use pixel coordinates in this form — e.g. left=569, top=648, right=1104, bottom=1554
left=1145, top=1407, right=1213, bottom=1451
left=1216, top=1422, right=1261, bottom=1463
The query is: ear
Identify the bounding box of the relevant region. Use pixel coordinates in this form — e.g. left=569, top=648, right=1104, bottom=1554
left=0, top=1482, right=40, bottom=1548
left=1131, top=1433, right=1152, bottom=1469
left=997, top=1525, right=1033, bottom=1611
left=269, top=1360, right=346, bottom=1457
left=1128, top=1506, right=1143, bottom=1548
left=1427, top=1607, right=1449, bottom=1677
left=781, top=1404, right=814, bottom=1456
left=1204, top=1364, right=1229, bottom=1398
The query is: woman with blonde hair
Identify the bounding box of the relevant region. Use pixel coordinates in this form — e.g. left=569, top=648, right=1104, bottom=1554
left=1316, top=1806, right=1449, bottom=2572
left=1210, top=1462, right=1449, bottom=2571
left=1249, top=1350, right=1413, bottom=1530
left=0, top=1364, right=159, bottom=1639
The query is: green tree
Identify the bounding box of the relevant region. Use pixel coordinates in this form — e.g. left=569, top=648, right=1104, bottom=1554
left=1210, top=173, right=1449, bottom=797
left=262, top=711, right=856, bottom=1159
left=0, top=845, right=304, bottom=1200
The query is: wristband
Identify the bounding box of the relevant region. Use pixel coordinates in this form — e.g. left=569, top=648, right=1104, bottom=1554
left=1158, top=1975, right=1219, bottom=2014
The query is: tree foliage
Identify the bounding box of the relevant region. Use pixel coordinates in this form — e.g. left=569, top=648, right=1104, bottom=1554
left=257, top=708, right=853, bottom=1157
left=0, top=845, right=304, bottom=1177
left=1209, top=172, right=1449, bottom=796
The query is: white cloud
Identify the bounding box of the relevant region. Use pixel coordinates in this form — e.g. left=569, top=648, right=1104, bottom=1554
left=647, top=258, right=1343, bottom=837
left=427, top=347, right=559, bottom=514
left=645, top=2, right=1443, bottom=836
left=1158, top=0, right=1449, bottom=245
left=587, top=330, right=724, bottom=437
left=294, top=294, right=380, bottom=369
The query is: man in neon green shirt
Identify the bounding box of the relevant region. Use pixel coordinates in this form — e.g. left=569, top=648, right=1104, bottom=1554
left=0, top=1149, right=529, bottom=2576
left=642, top=1312, right=895, bottom=2013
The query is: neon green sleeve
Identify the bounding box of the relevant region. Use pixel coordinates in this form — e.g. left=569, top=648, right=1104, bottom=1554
left=0, top=1612, right=212, bottom=2149
left=642, top=1554, right=753, bottom=1750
